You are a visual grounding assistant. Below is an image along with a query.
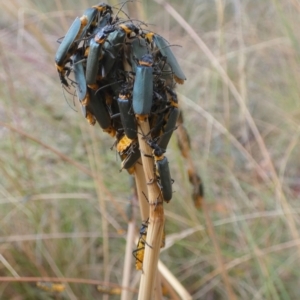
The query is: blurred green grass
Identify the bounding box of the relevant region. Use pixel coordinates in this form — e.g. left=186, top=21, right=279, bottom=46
left=1, top=0, right=300, bottom=299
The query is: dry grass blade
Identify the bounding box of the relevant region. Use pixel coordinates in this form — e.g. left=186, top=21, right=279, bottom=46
left=202, top=199, right=238, bottom=300
left=121, top=220, right=136, bottom=300
left=0, top=276, right=137, bottom=293
left=136, top=119, right=165, bottom=300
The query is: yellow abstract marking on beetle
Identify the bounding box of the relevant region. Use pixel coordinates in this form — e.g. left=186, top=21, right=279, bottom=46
left=134, top=235, right=146, bottom=270
left=103, top=126, right=116, bottom=137
left=81, top=91, right=90, bottom=106
left=133, top=221, right=165, bottom=270
left=174, top=76, right=184, bottom=85
left=79, top=15, right=88, bottom=27
left=84, top=46, right=90, bottom=57
left=118, top=24, right=132, bottom=35
left=117, top=135, right=134, bottom=153
left=144, top=32, right=154, bottom=43
left=87, top=83, right=99, bottom=91
left=86, top=111, right=96, bottom=125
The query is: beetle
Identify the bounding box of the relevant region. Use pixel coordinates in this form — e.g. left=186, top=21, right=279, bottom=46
left=85, top=37, right=103, bottom=86
left=100, top=27, right=126, bottom=77
left=132, top=54, right=154, bottom=117
left=55, top=5, right=110, bottom=65
left=121, top=148, right=141, bottom=172
left=148, top=111, right=166, bottom=141
left=85, top=25, right=116, bottom=85
left=100, top=22, right=141, bottom=77
left=157, top=107, right=179, bottom=150
left=55, top=16, right=85, bottom=87
left=132, top=219, right=149, bottom=270
left=73, top=51, right=90, bottom=106
left=117, top=92, right=137, bottom=139
left=77, top=84, right=115, bottom=132
left=87, top=89, right=114, bottom=132
left=155, top=154, right=173, bottom=202
left=55, top=16, right=87, bottom=66
left=117, top=135, right=140, bottom=171
left=55, top=7, right=101, bottom=86
left=145, top=139, right=173, bottom=202
left=133, top=219, right=165, bottom=270
left=85, top=22, right=138, bottom=88
left=157, top=87, right=179, bottom=150
left=142, top=32, right=186, bottom=84
left=155, top=35, right=186, bottom=84
left=127, top=37, right=149, bottom=72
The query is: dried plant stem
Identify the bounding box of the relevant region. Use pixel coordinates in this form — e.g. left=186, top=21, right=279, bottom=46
left=134, top=159, right=150, bottom=220
left=136, top=118, right=165, bottom=300
left=154, top=270, right=163, bottom=300
left=158, top=261, right=192, bottom=300
left=175, top=116, right=203, bottom=208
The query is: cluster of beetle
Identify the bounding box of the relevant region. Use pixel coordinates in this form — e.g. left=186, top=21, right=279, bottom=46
left=55, top=2, right=185, bottom=201
left=55, top=2, right=187, bottom=271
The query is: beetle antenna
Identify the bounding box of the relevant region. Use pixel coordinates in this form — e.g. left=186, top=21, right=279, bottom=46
left=62, top=86, right=77, bottom=112
left=112, top=0, right=133, bottom=22
left=95, top=80, right=124, bottom=95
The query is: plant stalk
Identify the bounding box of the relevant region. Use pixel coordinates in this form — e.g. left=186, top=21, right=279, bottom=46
left=136, top=118, right=165, bottom=300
